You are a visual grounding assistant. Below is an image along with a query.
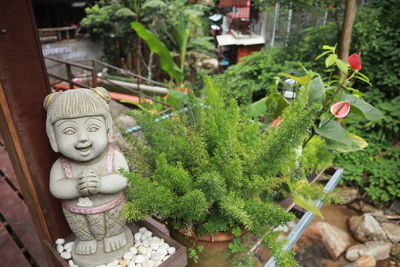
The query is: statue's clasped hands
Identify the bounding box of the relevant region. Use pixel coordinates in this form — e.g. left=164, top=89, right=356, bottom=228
left=78, top=170, right=100, bottom=196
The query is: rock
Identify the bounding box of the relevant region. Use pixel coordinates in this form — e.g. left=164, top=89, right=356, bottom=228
left=151, top=253, right=164, bottom=262
left=163, top=255, right=171, bottom=262
left=142, top=239, right=150, bottom=247
left=157, top=247, right=168, bottom=256
left=68, top=260, right=75, bottom=267
left=136, top=264, right=142, bottom=267
left=348, top=214, right=388, bottom=242
left=142, top=260, right=155, bottom=267
left=96, top=265, right=106, bottom=267
left=150, top=242, right=160, bottom=250
left=134, top=233, right=142, bottom=241
left=64, top=242, right=74, bottom=253
left=135, top=255, right=146, bottom=264
left=361, top=203, right=383, bottom=215
left=134, top=241, right=141, bottom=247
left=115, top=114, right=136, bottom=129
left=346, top=241, right=392, bottom=261
left=159, top=243, right=169, bottom=251
left=139, top=227, right=147, bottom=234
left=106, top=263, right=115, bottom=267
left=355, top=255, right=376, bottom=267
left=167, top=247, right=176, bottom=255
left=128, top=262, right=135, bottom=267
left=381, top=222, right=400, bottom=243
left=138, top=246, right=147, bottom=255
left=56, top=244, right=64, bottom=253
left=390, top=199, right=400, bottom=215
left=119, top=259, right=127, bottom=267
left=113, top=259, right=120, bottom=265
left=130, top=247, right=138, bottom=255
left=143, top=231, right=152, bottom=238
left=336, top=187, right=359, bottom=204
left=297, top=221, right=351, bottom=258
left=55, top=238, right=65, bottom=245
left=61, top=251, right=72, bottom=260
left=124, top=251, right=134, bottom=260
left=391, top=244, right=400, bottom=258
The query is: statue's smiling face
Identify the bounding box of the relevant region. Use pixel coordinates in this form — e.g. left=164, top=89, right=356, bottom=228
left=54, top=116, right=108, bottom=162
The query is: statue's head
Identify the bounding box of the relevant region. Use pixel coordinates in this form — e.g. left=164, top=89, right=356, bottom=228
left=44, top=88, right=113, bottom=162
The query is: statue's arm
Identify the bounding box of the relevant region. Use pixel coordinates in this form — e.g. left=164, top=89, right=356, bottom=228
left=99, top=150, right=129, bottom=194
left=49, top=159, right=81, bottom=199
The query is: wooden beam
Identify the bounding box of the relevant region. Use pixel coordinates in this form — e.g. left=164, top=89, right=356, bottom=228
left=0, top=0, right=70, bottom=265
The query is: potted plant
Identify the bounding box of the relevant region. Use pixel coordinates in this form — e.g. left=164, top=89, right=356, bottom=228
left=120, top=46, right=382, bottom=266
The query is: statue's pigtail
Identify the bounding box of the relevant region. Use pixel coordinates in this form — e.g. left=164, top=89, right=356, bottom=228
left=43, top=92, right=61, bottom=111
left=91, top=87, right=111, bottom=104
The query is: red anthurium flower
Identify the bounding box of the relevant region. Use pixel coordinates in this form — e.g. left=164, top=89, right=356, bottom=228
left=330, top=101, right=351, bottom=118
left=348, top=53, right=362, bottom=71
left=271, top=117, right=283, bottom=128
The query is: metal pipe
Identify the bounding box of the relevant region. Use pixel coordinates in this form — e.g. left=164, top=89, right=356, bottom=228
left=265, top=168, right=344, bottom=267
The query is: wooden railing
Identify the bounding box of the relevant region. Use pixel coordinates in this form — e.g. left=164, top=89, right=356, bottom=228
left=38, top=26, right=79, bottom=43
left=44, top=56, right=171, bottom=112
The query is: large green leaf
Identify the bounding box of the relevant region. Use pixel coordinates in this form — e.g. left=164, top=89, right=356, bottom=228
left=115, top=8, right=136, bottom=17
left=308, top=76, right=326, bottom=105
left=334, top=94, right=383, bottom=121
left=315, top=116, right=351, bottom=146
left=249, top=93, right=289, bottom=118
left=293, top=194, right=324, bottom=218
left=325, top=132, right=368, bottom=152
left=287, top=181, right=324, bottom=218
left=131, top=22, right=183, bottom=84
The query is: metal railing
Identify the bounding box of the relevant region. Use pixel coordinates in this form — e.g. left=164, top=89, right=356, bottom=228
left=265, top=168, right=344, bottom=267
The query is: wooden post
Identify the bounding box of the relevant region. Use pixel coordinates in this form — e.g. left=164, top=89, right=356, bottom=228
left=0, top=0, right=70, bottom=265
left=339, top=0, right=357, bottom=61
left=66, top=64, right=74, bottom=89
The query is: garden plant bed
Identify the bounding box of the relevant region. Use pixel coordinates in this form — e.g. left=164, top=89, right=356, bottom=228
left=46, top=219, right=187, bottom=267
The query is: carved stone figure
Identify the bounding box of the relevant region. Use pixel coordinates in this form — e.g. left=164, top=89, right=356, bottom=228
left=44, top=88, right=133, bottom=266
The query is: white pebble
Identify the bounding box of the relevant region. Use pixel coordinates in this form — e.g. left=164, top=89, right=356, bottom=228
left=142, top=260, right=155, bottom=267
left=159, top=244, right=169, bottom=251
left=138, top=246, right=147, bottom=255
left=134, top=241, right=141, bottom=247
left=61, top=251, right=72, bottom=260
left=55, top=238, right=65, bottom=245
left=167, top=247, right=176, bottom=255
left=142, top=239, right=150, bottom=247
left=56, top=244, right=64, bottom=253
left=151, top=237, right=160, bottom=243
left=106, top=263, right=115, bottom=267
left=123, top=251, right=134, bottom=260
left=143, top=231, right=152, bottom=238
left=68, top=260, right=75, bottom=267
left=128, top=262, right=135, bottom=267
left=96, top=265, right=106, bottom=267
left=113, top=259, right=119, bottom=265
left=151, top=253, right=163, bottom=262
left=134, top=233, right=142, bottom=241
left=64, top=242, right=74, bottom=253
left=139, top=227, right=147, bottom=234
left=135, top=255, right=146, bottom=264
left=130, top=247, right=138, bottom=255
left=150, top=242, right=160, bottom=250
left=136, top=264, right=142, bottom=267
left=157, top=248, right=167, bottom=256
left=158, top=239, right=164, bottom=245
left=145, top=250, right=152, bottom=260
left=116, top=265, right=122, bottom=267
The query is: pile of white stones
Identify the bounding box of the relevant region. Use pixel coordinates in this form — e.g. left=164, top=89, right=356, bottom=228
left=54, top=227, right=176, bottom=267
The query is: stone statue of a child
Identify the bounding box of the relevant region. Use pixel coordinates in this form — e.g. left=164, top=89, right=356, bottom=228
left=44, top=88, right=133, bottom=266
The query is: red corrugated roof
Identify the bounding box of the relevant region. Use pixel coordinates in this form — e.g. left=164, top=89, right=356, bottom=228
left=227, top=6, right=250, bottom=18
left=219, top=0, right=248, bottom=7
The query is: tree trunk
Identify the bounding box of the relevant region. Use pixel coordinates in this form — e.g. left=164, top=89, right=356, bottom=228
left=339, top=0, right=357, bottom=62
